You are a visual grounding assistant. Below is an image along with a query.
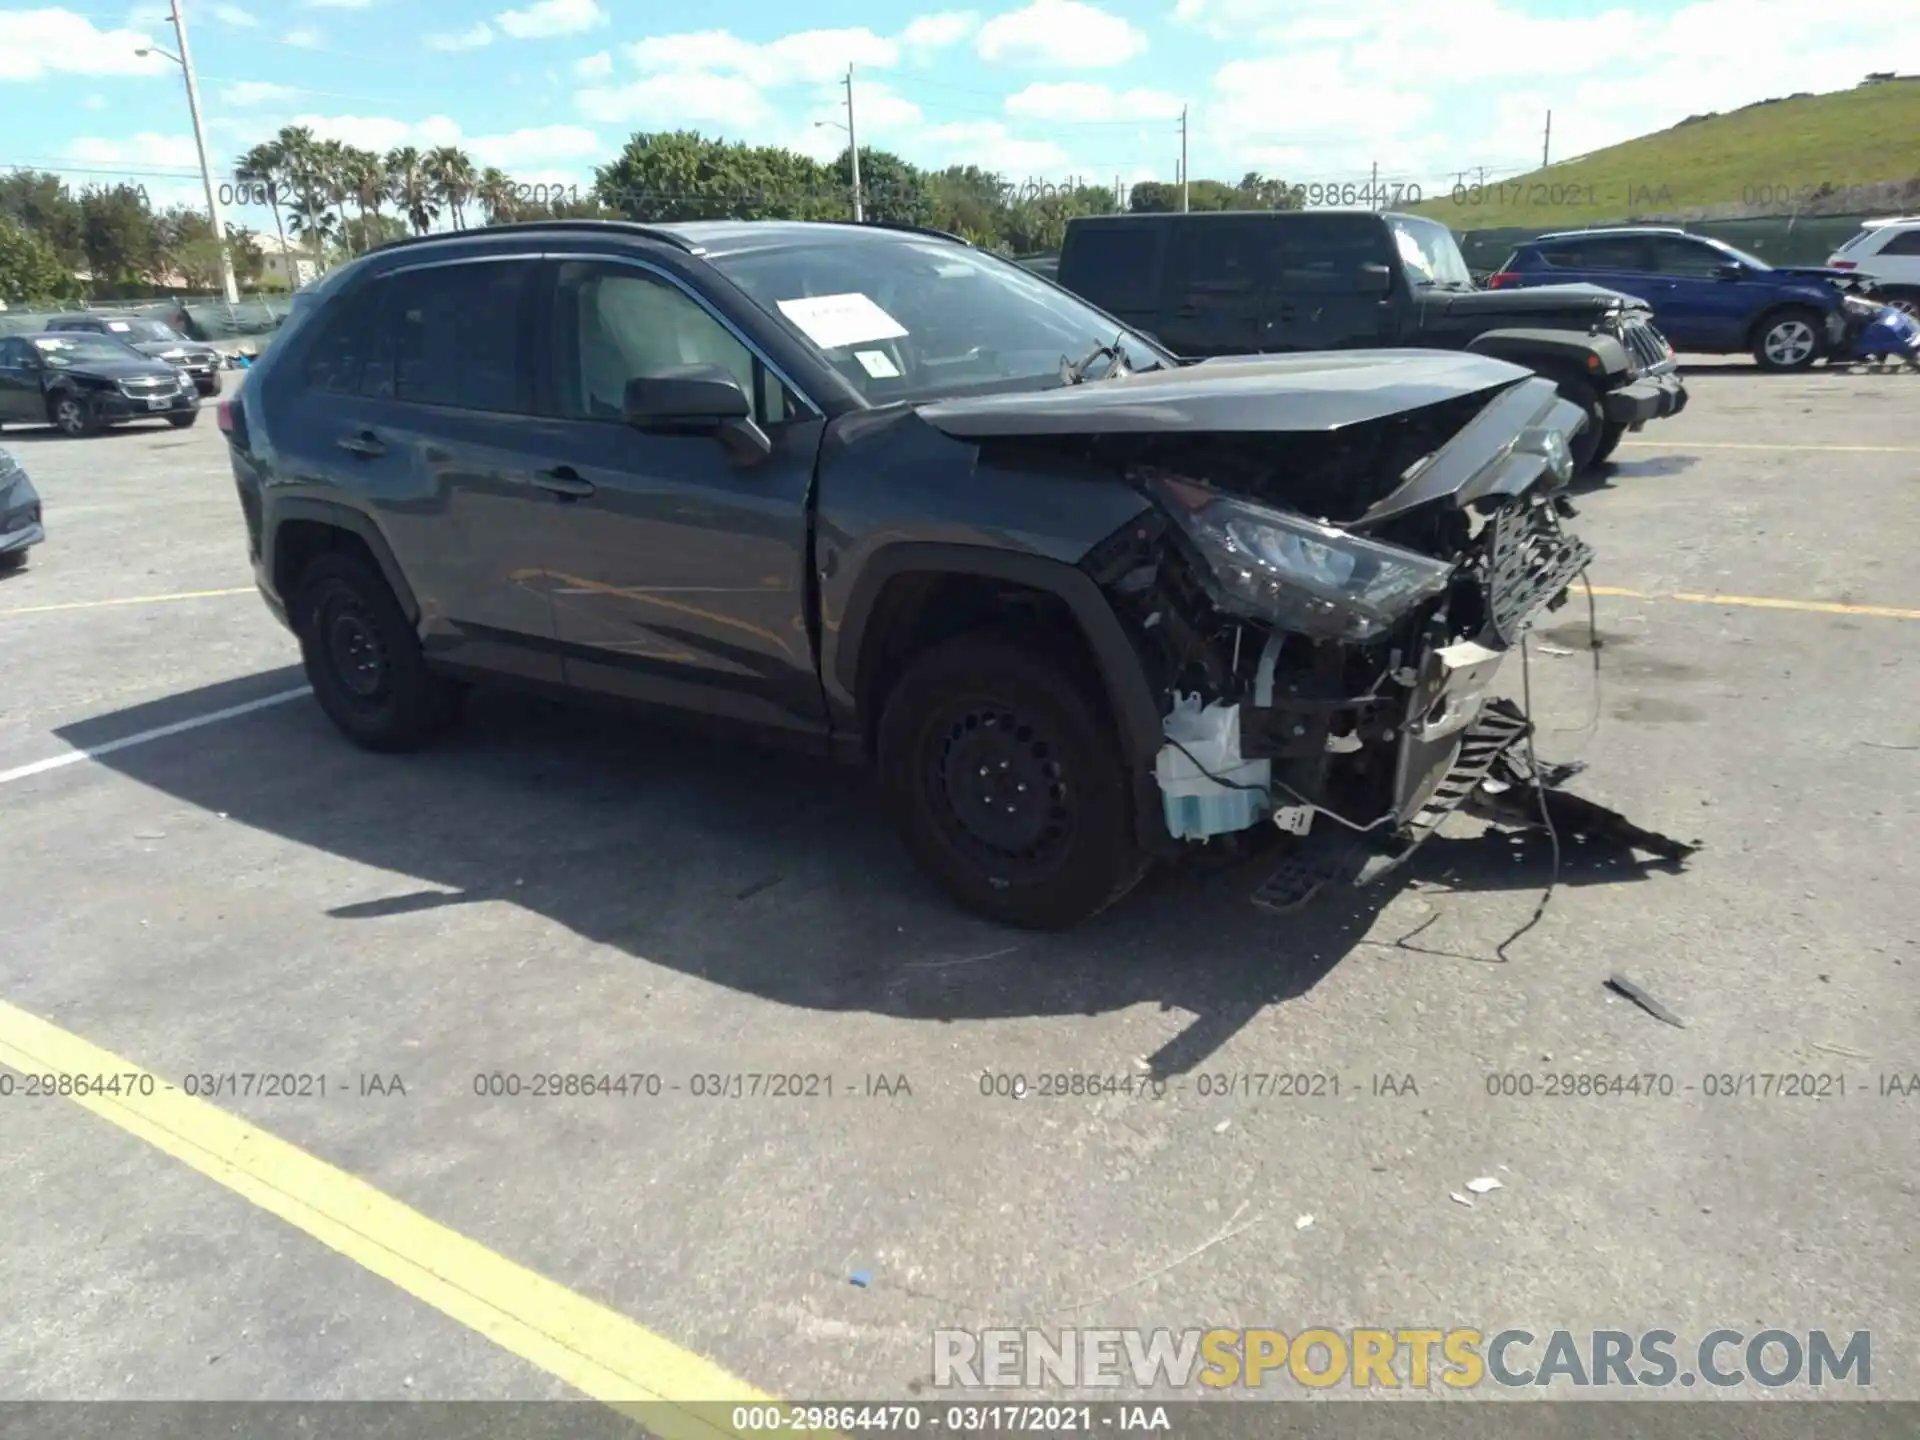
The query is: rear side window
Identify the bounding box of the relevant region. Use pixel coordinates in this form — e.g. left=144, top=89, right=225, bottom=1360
left=1269, top=216, right=1394, bottom=291
left=1881, top=228, right=1920, bottom=256
left=1062, top=225, right=1162, bottom=310
left=390, top=259, right=532, bottom=413
left=1540, top=236, right=1647, bottom=271
left=302, top=281, right=385, bottom=395
left=1169, top=219, right=1266, bottom=294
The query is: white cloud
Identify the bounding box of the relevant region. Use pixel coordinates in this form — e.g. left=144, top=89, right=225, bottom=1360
left=900, top=10, right=978, bottom=50
left=495, top=0, right=605, bottom=40
left=210, top=3, right=259, bottom=25
left=281, top=25, right=322, bottom=46
left=65, top=131, right=202, bottom=168
left=0, top=9, right=167, bottom=79
left=573, top=49, right=612, bottom=77
left=220, top=79, right=300, bottom=105
left=627, top=27, right=900, bottom=86
left=426, top=21, right=493, bottom=49
left=465, top=123, right=604, bottom=167
left=576, top=71, right=778, bottom=129
left=924, top=119, right=1071, bottom=174
left=291, top=111, right=465, bottom=151
left=1005, top=81, right=1184, bottom=120
left=975, top=0, right=1145, bottom=68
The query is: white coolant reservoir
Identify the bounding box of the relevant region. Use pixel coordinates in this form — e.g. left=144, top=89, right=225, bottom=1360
left=1155, top=693, right=1272, bottom=841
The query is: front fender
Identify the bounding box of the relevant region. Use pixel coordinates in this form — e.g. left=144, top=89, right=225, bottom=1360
left=1466, top=327, right=1634, bottom=387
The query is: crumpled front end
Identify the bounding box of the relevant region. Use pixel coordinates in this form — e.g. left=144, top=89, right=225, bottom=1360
left=1079, top=369, right=1692, bottom=907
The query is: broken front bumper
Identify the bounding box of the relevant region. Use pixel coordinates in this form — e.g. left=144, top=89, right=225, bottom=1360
left=1602, top=368, right=1688, bottom=427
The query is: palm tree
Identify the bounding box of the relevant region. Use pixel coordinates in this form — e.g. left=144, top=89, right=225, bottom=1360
left=337, top=145, right=387, bottom=254
left=310, top=138, right=354, bottom=247
left=384, top=146, right=438, bottom=235
left=235, top=139, right=291, bottom=264
left=286, top=193, right=338, bottom=254
left=424, top=145, right=477, bottom=229
left=476, top=166, right=518, bottom=226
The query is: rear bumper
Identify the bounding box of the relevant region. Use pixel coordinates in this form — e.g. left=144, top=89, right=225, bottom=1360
left=1602, top=369, right=1687, bottom=427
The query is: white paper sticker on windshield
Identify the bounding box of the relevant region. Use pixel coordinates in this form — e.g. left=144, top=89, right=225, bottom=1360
left=776, top=293, right=907, bottom=351
left=107, top=320, right=131, bottom=332
left=854, top=349, right=901, bottom=379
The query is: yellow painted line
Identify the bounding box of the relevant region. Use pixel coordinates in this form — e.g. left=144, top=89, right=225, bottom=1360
left=0, top=998, right=773, bottom=1438
left=1587, top=584, right=1920, bottom=621
left=1617, top=440, right=1920, bottom=453
left=0, top=586, right=254, bottom=618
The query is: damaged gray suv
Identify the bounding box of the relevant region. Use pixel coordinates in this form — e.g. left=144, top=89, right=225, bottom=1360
left=223, top=218, right=1681, bottom=929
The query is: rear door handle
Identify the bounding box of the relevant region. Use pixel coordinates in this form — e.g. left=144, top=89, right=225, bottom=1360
left=336, top=431, right=385, bottom=457
left=533, top=466, right=596, bottom=499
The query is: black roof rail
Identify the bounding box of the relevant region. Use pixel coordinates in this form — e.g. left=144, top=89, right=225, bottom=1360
left=366, top=219, right=705, bottom=256
left=830, top=217, right=972, bottom=246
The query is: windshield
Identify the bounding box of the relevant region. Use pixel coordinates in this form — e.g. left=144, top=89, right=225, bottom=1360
left=1389, top=215, right=1475, bottom=289
left=98, top=317, right=188, bottom=343
left=31, top=335, right=146, bottom=366
left=712, top=236, right=1173, bottom=403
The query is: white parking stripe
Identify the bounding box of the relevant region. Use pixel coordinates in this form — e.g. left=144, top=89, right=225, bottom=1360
left=0, top=687, right=311, bottom=787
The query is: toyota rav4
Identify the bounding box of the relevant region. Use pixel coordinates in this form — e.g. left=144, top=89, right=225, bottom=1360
left=221, top=219, right=1684, bottom=929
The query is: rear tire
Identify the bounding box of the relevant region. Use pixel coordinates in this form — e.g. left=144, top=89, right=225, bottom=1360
left=292, top=550, right=461, bottom=752
left=1590, top=420, right=1628, bottom=466
left=0, top=550, right=27, bottom=574
left=1752, top=307, right=1822, bottom=371
left=877, top=631, right=1146, bottom=929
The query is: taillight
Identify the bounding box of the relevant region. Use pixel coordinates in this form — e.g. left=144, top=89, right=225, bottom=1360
left=216, top=397, right=235, bottom=431
left=1487, top=271, right=1523, bottom=289
left=1830, top=260, right=1856, bottom=269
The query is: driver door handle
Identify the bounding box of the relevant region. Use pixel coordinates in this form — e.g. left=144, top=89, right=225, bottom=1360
left=336, top=430, right=385, bottom=457
left=533, top=466, right=596, bottom=499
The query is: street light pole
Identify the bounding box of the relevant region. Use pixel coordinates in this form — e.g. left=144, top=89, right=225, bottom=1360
left=160, top=0, right=239, bottom=304
left=844, top=64, right=863, bottom=223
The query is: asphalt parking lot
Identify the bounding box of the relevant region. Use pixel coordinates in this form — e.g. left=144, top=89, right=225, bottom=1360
left=2, top=359, right=1917, bottom=1420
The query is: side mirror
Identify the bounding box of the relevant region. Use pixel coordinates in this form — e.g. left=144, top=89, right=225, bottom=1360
left=1714, top=262, right=1747, bottom=281
left=1357, top=262, right=1394, bottom=294
left=622, top=363, right=771, bottom=463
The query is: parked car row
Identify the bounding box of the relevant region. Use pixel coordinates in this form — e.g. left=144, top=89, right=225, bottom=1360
left=0, top=312, right=219, bottom=438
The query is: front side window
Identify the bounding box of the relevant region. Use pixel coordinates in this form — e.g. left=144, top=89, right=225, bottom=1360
left=389, top=260, right=531, bottom=413
left=1649, top=237, right=1735, bottom=277
left=714, top=236, right=1170, bottom=404
left=551, top=261, right=796, bottom=424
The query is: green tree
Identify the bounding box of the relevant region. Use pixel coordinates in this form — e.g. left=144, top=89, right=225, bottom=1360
left=227, top=224, right=266, bottom=286
left=156, top=206, right=227, bottom=288
left=385, top=146, right=438, bottom=234
left=338, top=213, right=409, bottom=254
left=0, top=170, right=86, bottom=270
left=475, top=166, right=518, bottom=225
left=0, top=216, right=70, bottom=304
left=340, top=146, right=389, bottom=251
left=926, top=165, right=1012, bottom=247
left=79, top=183, right=160, bottom=284
left=235, top=139, right=293, bottom=261
left=424, top=145, right=477, bottom=228
left=595, top=131, right=831, bottom=222
left=833, top=146, right=930, bottom=226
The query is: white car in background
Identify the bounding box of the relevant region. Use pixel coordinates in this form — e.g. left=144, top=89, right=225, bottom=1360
left=1827, top=216, right=1920, bottom=313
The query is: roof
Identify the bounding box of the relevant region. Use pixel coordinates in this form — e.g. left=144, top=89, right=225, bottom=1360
left=1530, top=226, right=1690, bottom=240
left=366, top=217, right=969, bottom=261
left=1068, top=208, right=1412, bottom=224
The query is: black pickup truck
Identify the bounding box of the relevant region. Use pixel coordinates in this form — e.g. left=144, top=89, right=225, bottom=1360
left=1057, top=209, right=1687, bottom=471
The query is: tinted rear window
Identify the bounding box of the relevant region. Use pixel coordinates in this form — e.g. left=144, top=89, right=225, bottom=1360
left=302, top=282, right=384, bottom=394
left=1881, top=228, right=1920, bottom=256
left=1538, top=235, right=1647, bottom=270
left=1169, top=218, right=1266, bottom=294
left=1062, top=225, right=1162, bottom=310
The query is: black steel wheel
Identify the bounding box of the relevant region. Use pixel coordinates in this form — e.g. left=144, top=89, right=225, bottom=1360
left=878, top=632, right=1144, bottom=929
left=294, top=550, right=460, bottom=751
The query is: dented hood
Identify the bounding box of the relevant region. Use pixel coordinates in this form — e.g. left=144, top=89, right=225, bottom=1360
left=913, top=349, right=1534, bottom=439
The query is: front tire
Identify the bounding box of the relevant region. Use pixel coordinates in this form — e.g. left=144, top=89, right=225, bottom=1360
left=0, top=550, right=27, bottom=574
left=292, top=550, right=461, bottom=752
left=48, top=393, right=98, bottom=437
left=1557, top=378, right=1606, bottom=472
left=167, top=411, right=200, bottom=429
left=1590, top=420, right=1628, bottom=466
left=877, top=631, right=1146, bottom=929
left=1752, top=308, right=1822, bottom=371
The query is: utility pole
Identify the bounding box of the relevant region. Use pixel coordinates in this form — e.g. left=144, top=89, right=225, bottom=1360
left=844, top=64, right=863, bottom=223
left=1179, top=106, right=1190, bottom=213
left=144, top=0, right=238, bottom=303
left=1369, top=160, right=1379, bottom=209
left=1543, top=110, right=1552, bottom=168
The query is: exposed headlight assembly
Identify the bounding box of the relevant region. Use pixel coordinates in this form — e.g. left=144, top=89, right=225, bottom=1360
left=1147, top=475, right=1454, bottom=642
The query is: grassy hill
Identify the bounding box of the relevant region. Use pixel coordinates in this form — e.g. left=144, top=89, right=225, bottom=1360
left=1412, top=77, right=1920, bottom=230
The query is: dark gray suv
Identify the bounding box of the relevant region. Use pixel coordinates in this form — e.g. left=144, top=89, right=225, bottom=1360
left=222, top=218, right=1657, bottom=928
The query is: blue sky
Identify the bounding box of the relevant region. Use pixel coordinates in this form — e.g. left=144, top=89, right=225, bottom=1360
left=3, top=0, right=1915, bottom=232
